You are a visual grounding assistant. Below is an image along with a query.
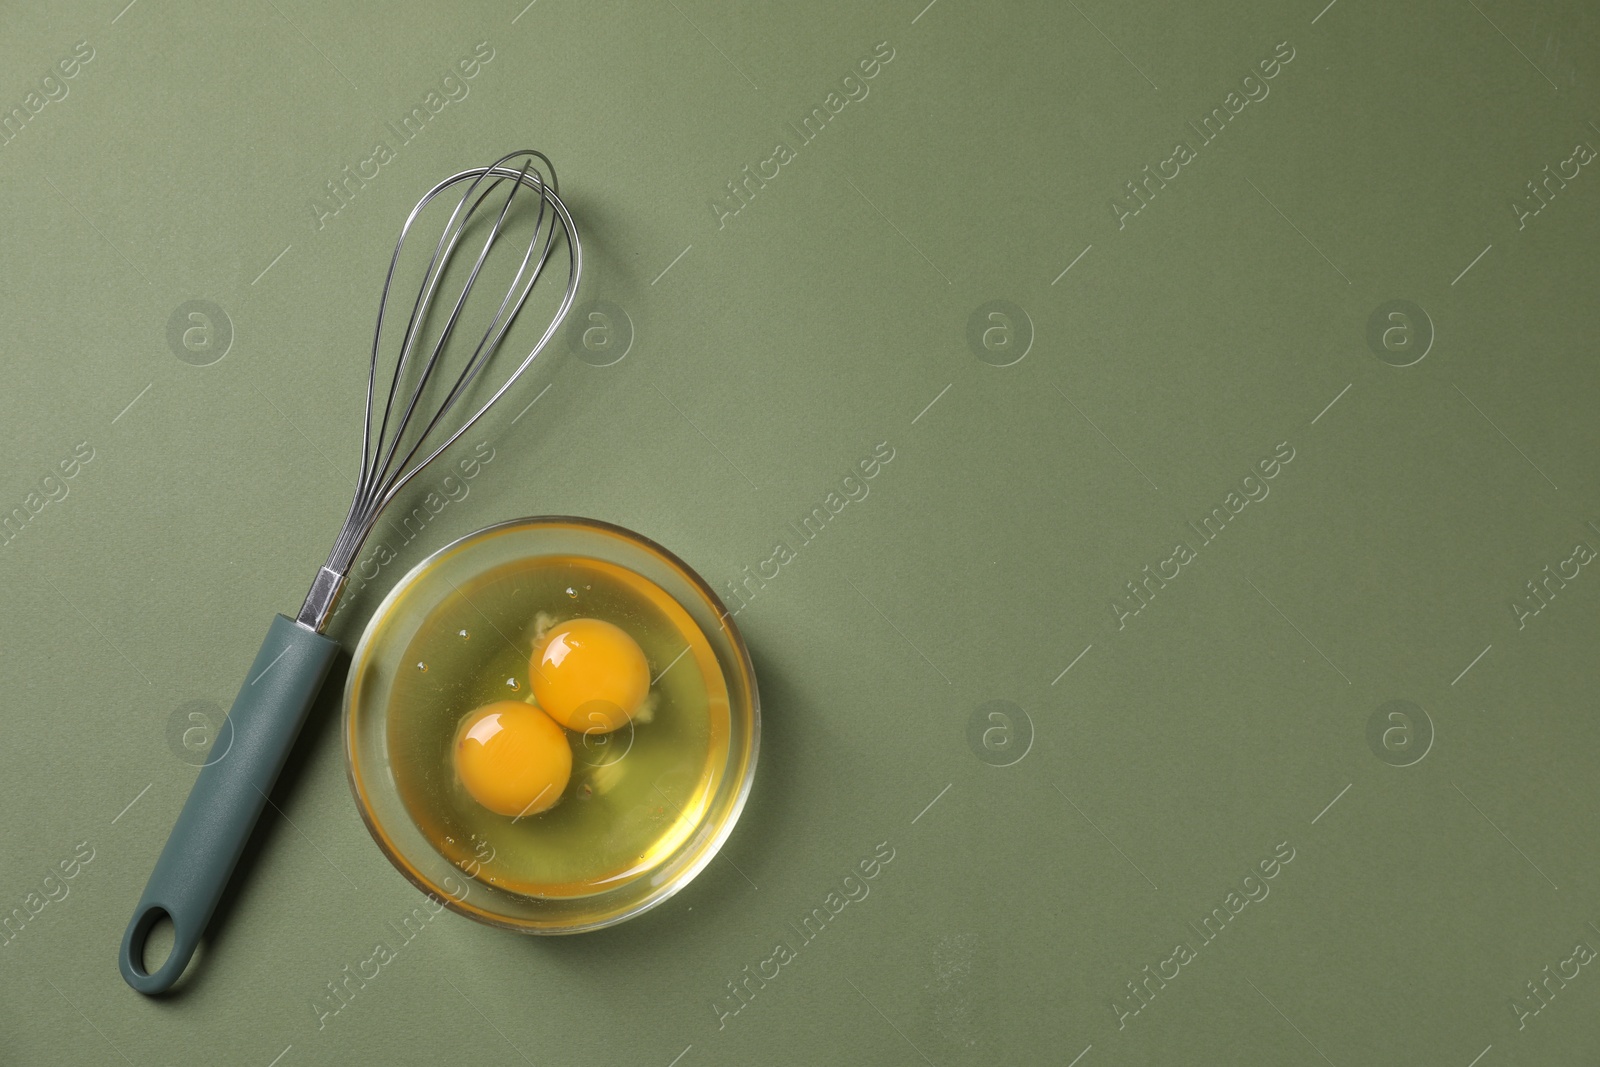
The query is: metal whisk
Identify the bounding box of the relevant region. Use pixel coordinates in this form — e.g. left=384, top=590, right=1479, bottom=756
left=120, top=150, right=581, bottom=994
left=304, top=149, right=580, bottom=629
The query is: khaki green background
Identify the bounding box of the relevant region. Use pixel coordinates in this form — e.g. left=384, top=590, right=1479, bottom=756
left=3, top=0, right=1599, bottom=1063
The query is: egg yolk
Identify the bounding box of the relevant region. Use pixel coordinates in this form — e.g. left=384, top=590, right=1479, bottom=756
left=452, top=701, right=572, bottom=818
left=530, top=618, right=650, bottom=735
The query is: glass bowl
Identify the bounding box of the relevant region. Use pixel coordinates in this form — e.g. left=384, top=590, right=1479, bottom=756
left=343, top=516, right=759, bottom=933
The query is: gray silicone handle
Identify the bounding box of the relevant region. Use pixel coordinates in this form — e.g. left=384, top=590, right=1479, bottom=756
left=119, top=614, right=339, bottom=994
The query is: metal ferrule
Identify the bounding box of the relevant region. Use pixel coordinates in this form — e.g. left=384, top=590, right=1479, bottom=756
left=296, top=566, right=347, bottom=632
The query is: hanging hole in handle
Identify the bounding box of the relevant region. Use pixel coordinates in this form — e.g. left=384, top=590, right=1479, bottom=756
left=121, top=904, right=196, bottom=993
left=141, top=910, right=176, bottom=974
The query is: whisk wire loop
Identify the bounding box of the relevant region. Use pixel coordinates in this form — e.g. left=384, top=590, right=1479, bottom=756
left=298, top=150, right=581, bottom=631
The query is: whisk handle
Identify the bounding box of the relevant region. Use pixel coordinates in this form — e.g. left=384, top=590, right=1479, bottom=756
left=119, top=615, right=339, bottom=994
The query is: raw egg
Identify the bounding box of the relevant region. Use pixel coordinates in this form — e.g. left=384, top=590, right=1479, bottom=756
left=452, top=701, right=572, bottom=818
left=530, top=618, right=650, bottom=734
